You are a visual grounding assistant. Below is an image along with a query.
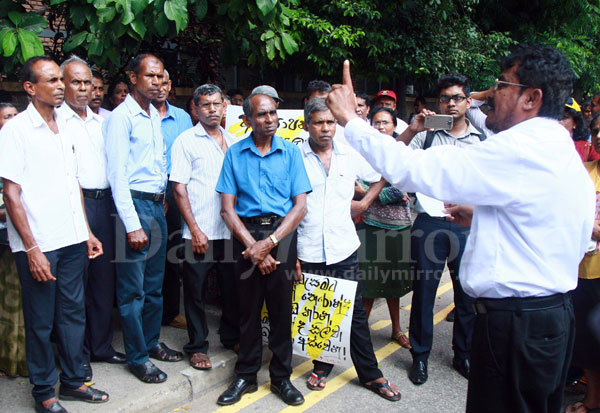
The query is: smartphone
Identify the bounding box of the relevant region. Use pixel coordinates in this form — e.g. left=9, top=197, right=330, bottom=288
left=424, top=115, right=453, bottom=130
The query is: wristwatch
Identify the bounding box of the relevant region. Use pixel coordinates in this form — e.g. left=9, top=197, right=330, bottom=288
left=269, top=234, right=279, bottom=247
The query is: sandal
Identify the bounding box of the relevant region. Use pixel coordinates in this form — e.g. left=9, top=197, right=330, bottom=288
left=129, top=360, right=167, bottom=383
left=190, top=352, right=212, bottom=370
left=306, top=370, right=328, bottom=391
left=392, top=331, right=412, bottom=349
left=58, top=385, right=109, bottom=403
left=148, top=342, right=184, bottom=362
left=363, top=379, right=401, bottom=402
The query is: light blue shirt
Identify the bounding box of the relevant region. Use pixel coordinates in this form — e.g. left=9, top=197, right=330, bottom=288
left=161, top=101, right=192, bottom=174
left=103, top=94, right=167, bottom=232
left=216, top=134, right=312, bottom=218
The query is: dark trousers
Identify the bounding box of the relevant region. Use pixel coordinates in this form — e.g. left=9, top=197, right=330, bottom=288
left=182, top=238, right=238, bottom=354
left=300, top=251, right=383, bottom=384
left=83, top=195, right=117, bottom=361
left=409, top=214, right=475, bottom=361
left=162, top=181, right=183, bottom=324
left=15, top=242, right=87, bottom=402
left=466, top=294, right=574, bottom=413
left=115, top=197, right=167, bottom=366
left=234, top=223, right=296, bottom=383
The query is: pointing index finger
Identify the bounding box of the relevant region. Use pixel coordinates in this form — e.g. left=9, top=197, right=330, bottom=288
left=343, top=60, right=354, bottom=93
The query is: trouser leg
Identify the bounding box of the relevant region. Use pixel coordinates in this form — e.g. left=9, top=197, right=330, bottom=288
left=161, top=181, right=183, bottom=325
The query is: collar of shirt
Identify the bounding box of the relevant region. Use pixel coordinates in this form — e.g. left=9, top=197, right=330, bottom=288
left=25, top=102, right=59, bottom=130
left=193, top=122, right=234, bottom=144
left=301, top=139, right=344, bottom=157
left=123, top=93, right=159, bottom=120
left=163, top=101, right=175, bottom=120
left=239, top=133, right=286, bottom=157
left=433, top=119, right=482, bottom=140
left=58, top=103, right=103, bottom=125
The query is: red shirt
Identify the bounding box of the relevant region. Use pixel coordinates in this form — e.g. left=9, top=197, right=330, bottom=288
left=574, top=140, right=600, bottom=162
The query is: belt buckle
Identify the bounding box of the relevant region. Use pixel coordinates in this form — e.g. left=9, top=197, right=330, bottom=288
left=259, top=216, right=271, bottom=225
left=153, top=193, right=162, bottom=202
left=474, top=302, right=487, bottom=314
left=95, top=190, right=103, bottom=199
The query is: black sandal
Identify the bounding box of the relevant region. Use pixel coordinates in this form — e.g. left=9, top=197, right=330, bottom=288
left=363, top=380, right=401, bottom=402
left=148, top=342, right=184, bottom=362
left=58, top=385, right=109, bottom=403
left=129, top=360, right=167, bottom=383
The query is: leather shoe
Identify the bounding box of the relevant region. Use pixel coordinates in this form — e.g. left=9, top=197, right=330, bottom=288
left=82, top=363, right=92, bottom=382
left=35, top=401, right=67, bottom=413
left=129, top=360, right=167, bottom=383
left=408, top=360, right=428, bottom=385
left=217, top=377, right=257, bottom=406
left=452, top=356, right=470, bottom=379
left=91, top=351, right=127, bottom=364
left=271, top=379, right=305, bottom=406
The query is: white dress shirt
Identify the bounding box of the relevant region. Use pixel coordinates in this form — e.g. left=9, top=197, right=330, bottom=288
left=297, top=140, right=381, bottom=265
left=57, top=104, right=109, bottom=190
left=344, top=116, right=595, bottom=298
left=0, top=103, right=89, bottom=252
left=98, top=107, right=111, bottom=119
left=169, top=123, right=233, bottom=241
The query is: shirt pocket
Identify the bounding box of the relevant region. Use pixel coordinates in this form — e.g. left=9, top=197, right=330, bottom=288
left=267, top=171, right=291, bottom=200
left=329, top=172, right=355, bottom=202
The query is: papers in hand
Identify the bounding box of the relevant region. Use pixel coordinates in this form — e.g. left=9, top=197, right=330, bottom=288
left=416, top=193, right=449, bottom=217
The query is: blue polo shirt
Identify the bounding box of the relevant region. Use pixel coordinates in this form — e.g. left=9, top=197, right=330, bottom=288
left=161, top=101, right=193, bottom=174
left=216, top=134, right=312, bottom=218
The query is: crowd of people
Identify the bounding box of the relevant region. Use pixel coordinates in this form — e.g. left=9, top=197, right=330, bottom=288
left=0, top=42, right=598, bottom=413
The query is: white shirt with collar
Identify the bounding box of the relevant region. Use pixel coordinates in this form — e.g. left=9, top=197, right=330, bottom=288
left=344, top=116, right=595, bottom=298
left=298, top=139, right=381, bottom=265
left=0, top=103, right=89, bottom=253
left=169, top=123, right=233, bottom=241
left=57, top=103, right=109, bottom=190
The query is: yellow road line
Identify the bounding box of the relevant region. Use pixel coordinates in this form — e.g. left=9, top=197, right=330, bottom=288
left=370, top=320, right=392, bottom=331
left=403, top=280, right=453, bottom=311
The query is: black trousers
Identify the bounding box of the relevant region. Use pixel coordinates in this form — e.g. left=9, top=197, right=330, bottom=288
left=181, top=238, right=238, bottom=354
left=162, top=180, right=184, bottom=324
left=234, top=223, right=296, bottom=383
left=466, top=294, right=574, bottom=413
left=82, top=195, right=117, bottom=361
left=15, top=242, right=87, bottom=403
left=300, top=251, right=383, bottom=385
left=409, top=214, right=475, bottom=361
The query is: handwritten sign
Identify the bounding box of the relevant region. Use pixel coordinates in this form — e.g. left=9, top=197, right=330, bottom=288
left=260, top=272, right=357, bottom=366
left=226, top=105, right=308, bottom=145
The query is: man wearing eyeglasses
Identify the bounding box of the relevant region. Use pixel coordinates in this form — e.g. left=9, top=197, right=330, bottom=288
left=397, top=73, right=486, bottom=386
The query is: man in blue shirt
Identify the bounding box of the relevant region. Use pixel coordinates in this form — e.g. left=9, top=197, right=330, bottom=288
left=151, top=69, right=192, bottom=329
left=216, top=93, right=311, bottom=407
left=103, top=53, right=183, bottom=384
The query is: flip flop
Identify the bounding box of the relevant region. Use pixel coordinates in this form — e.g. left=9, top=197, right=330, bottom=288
left=306, top=370, right=328, bottom=391
left=363, top=379, right=401, bottom=402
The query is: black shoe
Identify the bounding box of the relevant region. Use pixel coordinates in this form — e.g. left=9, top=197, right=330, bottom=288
left=446, top=308, right=455, bottom=322
left=452, top=356, right=470, bottom=379
left=148, top=342, right=184, bottom=362
left=58, top=385, right=109, bottom=403
left=409, top=360, right=428, bottom=385
left=103, top=352, right=127, bottom=364
left=271, top=379, right=305, bottom=406
left=129, top=360, right=167, bottom=383
left=82, top=363, right=92, bottom=382
left=35, top=401, right=68, bottom=413
left=217, top=377, right=257, bottom=406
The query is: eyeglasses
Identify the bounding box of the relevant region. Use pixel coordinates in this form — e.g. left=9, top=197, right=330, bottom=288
left=494, top=79, right=529, bottom=91
left=198, top=101, right=224, bottom=110
left=439, top=95, right=467, bottom=103
left=373, top=120, right=392, bottom=127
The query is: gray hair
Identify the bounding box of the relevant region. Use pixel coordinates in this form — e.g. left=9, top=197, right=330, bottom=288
left=243, top=94, right=276, bottom=117
left=193, top=84, right=224, bottom=105
left=164, top=69, right=169, bottom=80
left=60, top=54, right=91, bottom=76
left=304, top=97, right=329, bottom=125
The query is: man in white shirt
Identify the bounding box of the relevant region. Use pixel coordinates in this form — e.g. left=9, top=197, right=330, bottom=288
left=0, top=56, right=108, bottom=412
left=326, top=44, right=595, bottom=413
left=297, top=98, right=401, bottom=402
left=57, top=56, right=125, bottom=382
left=170, top=84, right=239, bottom=370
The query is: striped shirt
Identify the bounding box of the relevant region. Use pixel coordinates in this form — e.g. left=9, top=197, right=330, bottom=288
left=169, top=123, right=233, bottom=240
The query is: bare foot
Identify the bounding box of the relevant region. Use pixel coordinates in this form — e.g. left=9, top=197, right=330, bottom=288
left=307, top=370, right=327, bottom=390
left=365, top=377, right=401, bottom=400
left=76, top=384, right=108, bottom=401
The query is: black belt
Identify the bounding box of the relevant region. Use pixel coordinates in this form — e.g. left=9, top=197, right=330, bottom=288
left=131, top=190, right=164, bottom=203
left=473, top=293, right=567, bottom=314
left=82, top=188, right=111, bottom=199
left=240, top=215, right=281, bottom=226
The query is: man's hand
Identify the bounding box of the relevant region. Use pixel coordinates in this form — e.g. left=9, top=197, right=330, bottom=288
left=27, top=248, right=55, bottom=282
left=242, top=239, right=273, bottom=264
left=127, top=228, right=148, bottom=250
left=351, top=200, right=368, bottom=219
left=191, top=227, right=209, bottom=255
left=87, top=234, right=103, bottom=259
left=326, top=60, right=359, bottom=127
left=295, top=259, right=303, bottom=284
left=592, top=218, right=600, bottom=241
left=408, top=109, right=437, bottom=134
left=354, top=180, right=367, bottom=199
left=443, top=203, right=474, bottom=227
left=257, top=254, right=280, bottom=275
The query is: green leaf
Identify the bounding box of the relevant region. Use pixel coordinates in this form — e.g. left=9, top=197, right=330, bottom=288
left=20, top=14, right=48, bottom=34
left=0, top=20, right=12, bottom=30
left=131, top=0, right=149, bottom=15
left=17, top=28, right=44, bottom=61
left=216, top=2, right=228, bottom=15
left=97, top=6, right=117, bottom=22
left=164, top=0, right=188, bottom=32
left=194, top=0, right=207, bottom=20
left=63, top=30, right=88, bottom=51
left=2, top=30, right=17, bottom=56
left=119, top=0, right=135, bottom=25
left=266, top=38, right=275, bottom=60
left=130, top=19, right=146, bottom=38
left=256, top=0, right=277, bottom=16
left=50, top=0, right=67, bottom=4
left=155, top=12, right=169, bottom=36
left=8, top=11, right=23, bottom=26
left=0, top=28, right=12, bottom=44
left=70, top=6, right=87, bottom=27
left=88, top=38, right=104, bottom=56
left=280, top=32, right=297, bottom=54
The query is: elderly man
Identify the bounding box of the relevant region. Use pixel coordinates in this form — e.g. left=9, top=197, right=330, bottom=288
left=216, top=93, right=311, bottom=406
left=298, top=98, right=401, bottom=401
left=103, top=53, right=183, bottom=384
left=0, top=56, right=108, bottom=412
left=57, top=55, right=125, bottom=383
left=326, top=44, right=595, bottom=413
left=170, top=84, right=239, bottom=369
